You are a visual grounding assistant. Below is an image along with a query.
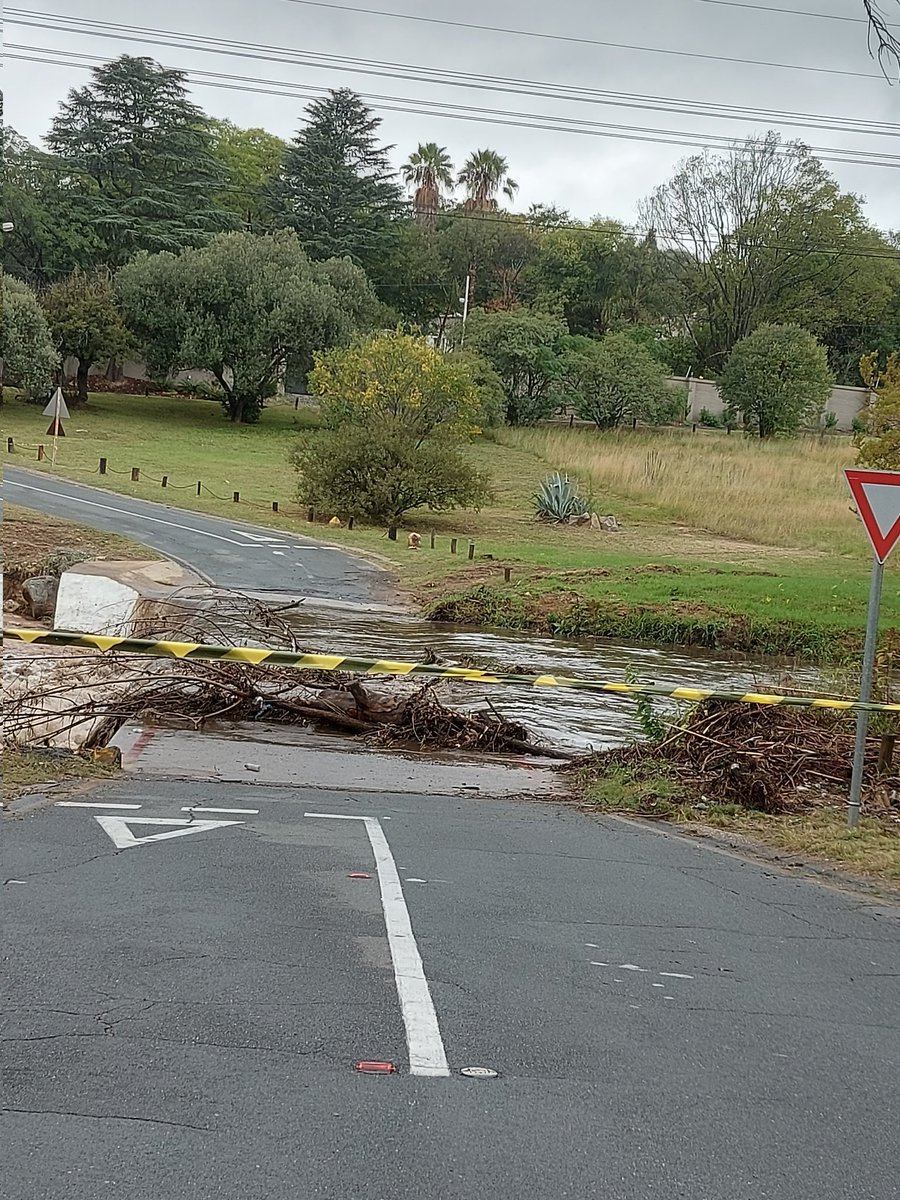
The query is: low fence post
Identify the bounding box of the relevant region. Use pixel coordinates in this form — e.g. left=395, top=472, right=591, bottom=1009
left=161, top=475, right=168, bottom=488
left=272, top=501, right=279, bottom=513
left=450, top=537, right=458, bottom=555
left=131, top=467, right=140, bottom=482
left=468, top=541, right=476, bottom=561
left=7, top=437, right=14, bottom=453
left=99, top=457, right=107, bottom=475
left=233, top=491, right=240, bottom=503
left=37, top=444, right=45, bottom=461
left=504, top=567, right=512, bottom=583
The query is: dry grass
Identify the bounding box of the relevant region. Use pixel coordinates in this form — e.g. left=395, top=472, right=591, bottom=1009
left=499, top=426, right=860, bottom=556
left=3, top=504, right=158, bottom=587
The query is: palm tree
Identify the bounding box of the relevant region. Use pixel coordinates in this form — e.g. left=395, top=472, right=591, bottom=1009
left=401, top=142, right=454, bottom=229
left=457, top=149, right=518, bottom=211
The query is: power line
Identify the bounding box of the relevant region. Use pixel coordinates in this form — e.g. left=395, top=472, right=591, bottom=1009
left=10, top=10, right=897, bottom=141
left=10, top=44, right=900, bottom=172
left=698, top=0, right=900, bottom=28
left=273, top=0, right=887, bottom=79
left=6, top=2, right=885, bottom=84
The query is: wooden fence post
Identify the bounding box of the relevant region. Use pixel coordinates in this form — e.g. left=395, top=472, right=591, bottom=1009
left=131, top=467, right=140, bottom=481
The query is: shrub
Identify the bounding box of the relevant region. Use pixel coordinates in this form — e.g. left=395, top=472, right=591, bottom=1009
left=534, top=471, right=589, bottom=522
left=720, top=324, right=833, bottom=438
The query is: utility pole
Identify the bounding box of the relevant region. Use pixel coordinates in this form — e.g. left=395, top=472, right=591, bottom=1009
left=459, top=273, right=471, bottom=347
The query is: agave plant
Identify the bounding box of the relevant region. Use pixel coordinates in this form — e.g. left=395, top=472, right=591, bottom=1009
left=534, top=472, right=589, bottom=522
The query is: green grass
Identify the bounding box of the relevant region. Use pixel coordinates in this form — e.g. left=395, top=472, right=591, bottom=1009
left=579, top=764, right=900, bottom=886
left=3, top=389, right=896, bottom=659
left=2, top=747, right=118, bottom=807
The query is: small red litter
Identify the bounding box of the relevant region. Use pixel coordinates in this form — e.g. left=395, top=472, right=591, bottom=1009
left=348, top=873, right=371, bottom=879
left=355, top=1061, right=396, bottom=1074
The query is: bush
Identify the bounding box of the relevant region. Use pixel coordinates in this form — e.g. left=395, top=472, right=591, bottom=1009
left=720, top=324, right=833, bottom=438
left=292, top=425, right=491, bottom=529
left=294, top=330, right=492, bottom=531
left=565, top=331, right=672, bottom=429
left=698, top=406, right=722, bottom=428
left=855, top=352, right=900, bottom=469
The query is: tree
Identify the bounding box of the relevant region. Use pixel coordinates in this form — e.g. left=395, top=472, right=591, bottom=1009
left=275, top=89, right=404, bottom=272
left=564, top=332, right=675, bottom=429
left=401, top=143, right=454, bottom=229
left=720, top=324, right=833, bottom=438
left=854, top=352, right=900, bottom=469
left=458, top=150, right=518, bottom=211
left=0, top=277, right=58, bottom=400
left=640, top=133, right=891, bottom=370
left=47, top=56, right=235, bottom=268
left=464, top=308, right=569, bottom=425
left=210, top=121, right=287, bottom=231
left=117, top=230, right=377, bottom=424
left=42, top=271, right=131, bottom=406
left=1, top=127, right=103, bottom=284
left=292, top=331, right=491, bottom=534
left=864, top=1, right=900, bottom=79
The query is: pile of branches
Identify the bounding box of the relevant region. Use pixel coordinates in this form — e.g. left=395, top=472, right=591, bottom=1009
left=579, top=700, right=865, bottom=813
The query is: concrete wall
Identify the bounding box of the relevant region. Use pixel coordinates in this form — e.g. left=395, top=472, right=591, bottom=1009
left=677, top=376, right=870, bottom=431
left=54, top=570, right=140, bottom=636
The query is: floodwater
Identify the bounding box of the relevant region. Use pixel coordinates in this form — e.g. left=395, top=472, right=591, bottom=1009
left=280, top=599, right=821, bottom=752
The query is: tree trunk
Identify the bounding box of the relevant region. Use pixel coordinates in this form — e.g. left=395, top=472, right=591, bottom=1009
left=229, top=394, right=245, bottom=424
left=75, top=360, right=90, bottom=408
left=387, top=526, right=398, bottom=542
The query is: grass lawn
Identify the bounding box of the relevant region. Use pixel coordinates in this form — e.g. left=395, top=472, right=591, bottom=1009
left=577, top=764, right=900, bottom=888
left=3, top=389, right=896, bottom=659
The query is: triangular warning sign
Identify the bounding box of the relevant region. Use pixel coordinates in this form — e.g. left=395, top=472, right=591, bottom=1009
left=42, top=387, right=70, bottom=421
left=94, top=815, right=242, bottom=851
left=846, top=469, right=900, bottom=563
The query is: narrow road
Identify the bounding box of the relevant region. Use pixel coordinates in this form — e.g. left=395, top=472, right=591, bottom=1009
left=4, top=780, right=898, bottom=1199
left=4, top=466, right=384, bottom=603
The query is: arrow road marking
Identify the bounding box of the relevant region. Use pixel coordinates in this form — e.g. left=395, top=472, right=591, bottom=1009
left=94, top=815, right=243, bottom=850
left=306, top=812, right=450, bottom=1079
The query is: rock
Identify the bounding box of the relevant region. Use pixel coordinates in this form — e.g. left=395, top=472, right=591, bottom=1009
left=590, top=513, right=620, bottom=532
left=21, top=575, right=60, bottom=619
left=568, top=513, right=590, bottom=525
left=590, top=513, right=602, bottom=531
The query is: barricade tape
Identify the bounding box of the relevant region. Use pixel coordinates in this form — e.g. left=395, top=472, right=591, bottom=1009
left=4, top=627, right=899, bottom=714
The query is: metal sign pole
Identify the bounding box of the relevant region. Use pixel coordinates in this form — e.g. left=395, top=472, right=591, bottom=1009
left=848, top=554, right=884, bottom=829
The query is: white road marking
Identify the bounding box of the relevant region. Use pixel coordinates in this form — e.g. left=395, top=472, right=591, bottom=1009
left=56, top=801, right=142, bottom=810
left=659, top=971, right=694, bottom=980
left=9, top=480, right=259, bottom=547
left=590, top=961, right=609, bottom=967
left=181, top=806, right=259, bottom=815
left=94, top=815, right=243, bottom=850
left=585, top=943, right=599, bottom=948
left=231, top=531, right=289, bottom=544
left=652, top=983, right=664, bottom=988
left=272, top=550, right=286, bottom=556
left=306, top=812, right=449, bottom=1079
left=618, top=963, right=648, bottom=972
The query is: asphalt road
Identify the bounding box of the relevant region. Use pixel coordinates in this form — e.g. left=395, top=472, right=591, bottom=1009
left=4, top=780, right=899, bottom=1200
left=4, top=466, right=383, bottom=603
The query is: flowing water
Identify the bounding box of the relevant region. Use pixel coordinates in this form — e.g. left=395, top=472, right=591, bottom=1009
left=282, top=600, right=822, bottom=752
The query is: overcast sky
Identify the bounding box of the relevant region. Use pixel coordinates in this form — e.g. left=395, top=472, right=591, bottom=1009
left=4, top=0, right=899, bottom=231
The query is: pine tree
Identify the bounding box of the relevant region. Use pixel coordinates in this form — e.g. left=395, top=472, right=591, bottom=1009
left=275, top=89, right=404, bottom=269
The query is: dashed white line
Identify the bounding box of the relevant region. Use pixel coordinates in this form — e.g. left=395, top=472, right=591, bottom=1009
left=306, top=812, right=449, bottom=1079
left=181, top=806, right=260, bottom=815
left=56, top=801, right=142, bottom=810
left=659, top=972, right=694, bottom=980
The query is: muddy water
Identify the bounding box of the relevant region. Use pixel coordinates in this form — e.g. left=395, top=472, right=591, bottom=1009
left=283, top=601, right=820, bottom=752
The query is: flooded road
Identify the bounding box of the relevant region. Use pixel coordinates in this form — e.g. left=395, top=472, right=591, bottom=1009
left=280, top=600, right=820, bottom=751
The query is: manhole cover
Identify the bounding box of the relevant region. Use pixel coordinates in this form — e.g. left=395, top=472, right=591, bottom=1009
left=459, top=1066, right=498, bottom=1079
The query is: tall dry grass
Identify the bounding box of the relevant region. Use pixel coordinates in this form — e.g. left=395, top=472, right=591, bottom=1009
left=497, top=426, right=860, bottom=554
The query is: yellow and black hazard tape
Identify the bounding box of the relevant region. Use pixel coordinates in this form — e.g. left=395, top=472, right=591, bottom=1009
left=5, top=626, right=900, bottom=715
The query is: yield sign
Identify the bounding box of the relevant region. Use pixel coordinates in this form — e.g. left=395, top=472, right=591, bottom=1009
left=94, top=815, right=242, bottom=851
left=845, top=469, right=900, bottom=563
left=42, top=387, right=70, bottom=421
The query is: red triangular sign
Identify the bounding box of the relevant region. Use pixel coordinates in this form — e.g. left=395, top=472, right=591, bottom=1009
left=845, top=469, right=900, bottom=562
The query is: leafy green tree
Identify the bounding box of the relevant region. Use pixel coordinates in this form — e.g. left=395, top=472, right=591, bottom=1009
left=720, top=324, right=834, bottom=438
left=275, top=89, right=404, bottom=273
left=210, top=121, right=287, bottom=231
left=0, top=277, right=58, bottom=400
left=292, top=331, right=491, bottom=534
left=854, top=352, right=900, bottom=469
left=1, top=127, right=101, bottom=284
left=117, top=230, right=377, bottom=424
left=564, top=332, right=675, bottom=429
left=42, top=271, right=131, bottom=406
left=641, top=133, right=893, bottom=371
left=401, top=143, right=454, bottom=229
left=458, top=150, right=518, bottom=211
left=47, top=56, right=235, bottom=268
left=464, top=308, right=569, bottom=425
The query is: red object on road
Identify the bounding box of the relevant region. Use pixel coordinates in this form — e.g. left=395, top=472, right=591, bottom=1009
left=354, top=1061, right=396, bottom=1074
left=347, top=872, right=371, bottom=879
